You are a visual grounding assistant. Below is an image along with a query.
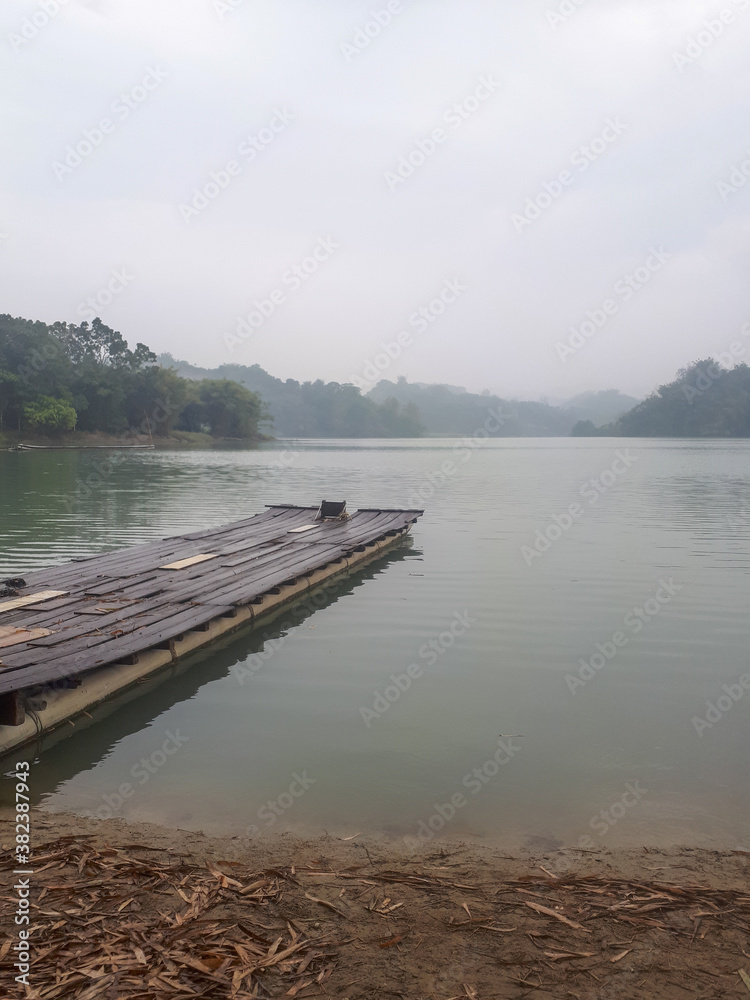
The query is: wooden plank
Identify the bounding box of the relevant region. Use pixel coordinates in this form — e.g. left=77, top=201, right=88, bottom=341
left=10, top=508, right=307, bottom=591
left=159, top=553, right=217, bottom=570
left=177, top=506, right=304, bottom=541
left=0, top=604, right=189, bottom=667
left=0, top=626, right=53, bottom=648
left=0, top=590, right=68, bottom=614
left=0, top=603, right=235, bottom=693
left=25, top=597, right=184, bottom=648
left=207, top=548, right=354, bottom=607
left=0, top=596, right=88, bottom=628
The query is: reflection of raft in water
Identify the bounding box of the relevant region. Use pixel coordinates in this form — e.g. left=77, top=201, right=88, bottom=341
left=0, top=502, right=423, bottom=756
left=15, top=442, right=154, bottom=450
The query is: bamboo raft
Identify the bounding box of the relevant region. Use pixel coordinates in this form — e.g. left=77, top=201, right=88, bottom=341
left=14, top=443, right=154, bottom=450
left=0, top=503, right=422, bottom=755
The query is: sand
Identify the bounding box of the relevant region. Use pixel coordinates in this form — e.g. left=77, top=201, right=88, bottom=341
left=1, top=807, right=749, bottom=999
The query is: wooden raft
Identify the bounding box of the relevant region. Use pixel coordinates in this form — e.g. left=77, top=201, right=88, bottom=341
left=0, top=505, right=422, bottom=696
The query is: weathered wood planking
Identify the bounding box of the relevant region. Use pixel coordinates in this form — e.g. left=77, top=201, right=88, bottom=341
left=0, top=506, right=422, bottom=694
left=0, top=590, right=68, bottom=613
left=159, top=553, right=218, bottom=570
left=0, top=626, right=53, bottom=648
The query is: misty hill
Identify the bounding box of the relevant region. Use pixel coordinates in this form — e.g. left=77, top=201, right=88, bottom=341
left=562, top=389, right=640, bottom=427
left=366, top=377, right=576, bottom=436
left=573, top=360, right=750, bottom=437
left=157, top=355, right=648, bottom=439
left=157, top=355, right=422, bottom=437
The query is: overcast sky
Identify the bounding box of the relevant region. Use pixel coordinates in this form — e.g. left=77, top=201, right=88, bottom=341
left=2, top=0, right=748, bottom=400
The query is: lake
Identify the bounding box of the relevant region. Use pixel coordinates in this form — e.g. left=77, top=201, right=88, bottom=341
left=1, top=438, right=748, bottom=851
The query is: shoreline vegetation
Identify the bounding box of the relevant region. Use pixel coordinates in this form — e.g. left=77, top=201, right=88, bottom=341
left=2, top=312, right=750, bottom=442
left=1, top=807, right=748, bottom=998
left=0, top=429, right=256, bottom=449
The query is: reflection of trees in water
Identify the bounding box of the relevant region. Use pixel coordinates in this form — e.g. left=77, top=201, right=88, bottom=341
left=645, top=472, right=750, bottom=543
left=1, top=450, right=273, bottom=572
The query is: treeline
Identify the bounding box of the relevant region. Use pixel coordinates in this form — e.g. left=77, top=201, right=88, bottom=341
left=159, top=358, right=638, bottom=437
left=367, top=378, right=575, bottom=436
left=572, top=360, right=750, bottom=437
left=0, top=315, right=267, bottom=439
left=157, top=355, right=425, bottom=437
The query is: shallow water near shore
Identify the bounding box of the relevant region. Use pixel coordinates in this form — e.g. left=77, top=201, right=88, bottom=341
left=1, top=437, right=749, bottom=850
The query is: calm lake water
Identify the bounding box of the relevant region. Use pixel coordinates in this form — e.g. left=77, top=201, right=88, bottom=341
left=1, top=439, right=749, bottom=851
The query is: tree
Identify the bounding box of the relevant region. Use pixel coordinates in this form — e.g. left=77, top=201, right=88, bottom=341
left=198, top=379, right=266, bottom=438
left=0, top=314, right=270, bottom=441
left=571, top=419, right=598, bottom=436
left=22, top=396, right=77, bottom=434
left=54, top=318, right=156, bottom=370
left=122, top=365, right=190, bottom=435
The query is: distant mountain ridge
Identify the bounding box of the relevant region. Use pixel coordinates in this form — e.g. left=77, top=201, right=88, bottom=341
left=158, top=356, right=636, bottom=437
left=156, top=355, right=422, bottom=437
left=562, top=389, right=640, bottom=426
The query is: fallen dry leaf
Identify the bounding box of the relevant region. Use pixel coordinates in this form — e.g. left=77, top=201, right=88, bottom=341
left=525, top=900, right=591, bottom=932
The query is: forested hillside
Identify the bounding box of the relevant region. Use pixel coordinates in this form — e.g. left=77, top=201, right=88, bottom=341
left=0, top=315, right=266, bottom=440
left=366, top=378, right=575, bottom=436
left=157, top=355, right=424, bottom=437
left=572, top=360, right=750, bottom=437
left=561, top=389, right=640, bottom=427
left=7, top=316, right=743, bottom=443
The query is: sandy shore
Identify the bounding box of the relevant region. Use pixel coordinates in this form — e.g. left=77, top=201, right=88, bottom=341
left=1, top=808, right=749, bottom=999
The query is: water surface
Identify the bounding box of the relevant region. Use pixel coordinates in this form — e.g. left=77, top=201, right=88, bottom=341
left=1, top=438, right=748, bottom=851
